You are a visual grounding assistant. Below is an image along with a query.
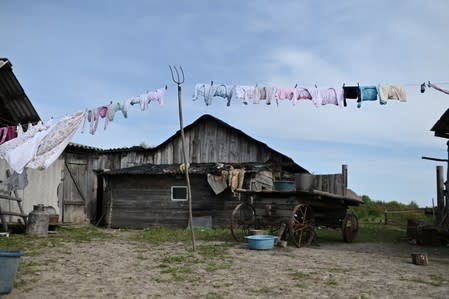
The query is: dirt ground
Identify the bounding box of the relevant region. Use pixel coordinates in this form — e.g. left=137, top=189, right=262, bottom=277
left=4, top=231, right=449, bottom=299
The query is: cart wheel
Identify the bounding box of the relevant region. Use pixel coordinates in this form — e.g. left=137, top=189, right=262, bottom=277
left=231, top=202, right=256, bottom=242
left=342, top=213, right=359, bottom=242
left=289, top=204, right=315, bottom=248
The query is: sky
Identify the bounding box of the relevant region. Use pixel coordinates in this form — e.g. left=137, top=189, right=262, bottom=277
left=1, top=0, right=449, bottom=207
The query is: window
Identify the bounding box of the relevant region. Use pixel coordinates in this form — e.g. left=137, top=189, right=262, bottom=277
left=171, top=186, right=188, bottom=201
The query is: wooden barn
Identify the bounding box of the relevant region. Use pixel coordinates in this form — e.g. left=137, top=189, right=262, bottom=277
left=96, top=114, right=308, bottom=228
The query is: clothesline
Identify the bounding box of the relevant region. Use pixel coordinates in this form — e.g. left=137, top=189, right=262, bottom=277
left=0, top=85, right=168, bottom=174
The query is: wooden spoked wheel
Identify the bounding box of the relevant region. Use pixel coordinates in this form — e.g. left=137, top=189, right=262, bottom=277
left=342, top=213, right=359, bottom=242
left=231, top=202, right=256, bottom=242
left=289, top=204, right=315, bottom=248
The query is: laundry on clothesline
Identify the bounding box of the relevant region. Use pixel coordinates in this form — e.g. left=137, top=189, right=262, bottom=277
left=193, top=83, right=408, bottom=108
left=378, top=85, right=408, bottom=103
left=193, top=83, right=233, bottom=106
left=0, top=111, right=85, bottom=173
left=79, top=86, right=166, bottom=135
left=0, top=126, right=17, bottom=145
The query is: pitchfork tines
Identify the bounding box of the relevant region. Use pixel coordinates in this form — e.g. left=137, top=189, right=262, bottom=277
left=169, top=65, right=184, bottom=85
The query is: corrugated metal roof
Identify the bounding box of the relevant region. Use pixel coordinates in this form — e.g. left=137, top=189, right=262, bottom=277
left=0, top=58, right=40, bottom=126
left=66, top=142, right=105, bottom=152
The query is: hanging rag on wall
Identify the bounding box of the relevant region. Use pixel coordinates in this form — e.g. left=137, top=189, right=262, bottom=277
left=427, top=82, right=449, bottom=95
left=378, top=85, right=407, bottom=104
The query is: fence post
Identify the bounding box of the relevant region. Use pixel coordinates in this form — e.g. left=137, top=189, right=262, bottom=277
left=436, top=166, right=444, bottom=224
left=384, top=210, right=388, bottom=225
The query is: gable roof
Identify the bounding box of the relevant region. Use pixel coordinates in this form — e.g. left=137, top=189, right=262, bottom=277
left=0, top=58, right=40, bottom=126
left=431, top=108, right=449, bottom=139
left=98, top=114, right=306, bottom=172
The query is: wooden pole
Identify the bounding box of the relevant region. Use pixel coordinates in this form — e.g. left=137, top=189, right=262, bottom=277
left=342, top=164, right=348, bottom=196
left=177, top=84, right=196, bottom=252
left=436, top=165, right=444, bottom=224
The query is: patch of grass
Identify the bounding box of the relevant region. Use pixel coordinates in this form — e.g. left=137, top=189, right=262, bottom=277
left=400, top=277, right=446, bottom=287
left=250, top=287, right=275, bottom=295
left=326, top=278, right=338, bottom=285
left=206, top=292, right=225, bottom=299
left=206, top=261, right=232, bottom=271
left=316, top=224, right=406, bottom=243
left=321, top=267, right=351, bottom=273
left=289, top=271, right=311, bottom=280
left=293, top=283, right=305, bottom=288
left=129, top=228, right=233, bottom=244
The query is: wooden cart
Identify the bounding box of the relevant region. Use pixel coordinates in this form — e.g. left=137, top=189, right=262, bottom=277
left=230, top=188, right=362, bottom=247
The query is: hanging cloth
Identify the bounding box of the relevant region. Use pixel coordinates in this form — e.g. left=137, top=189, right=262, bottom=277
left=140, top=87, right=166, bottom=110
left=357, top=86, right=380, bottom=108
left=295, top=88, right=313, bottom=102
left=0, top=126, right=17, bottom=145
left=378, top=85, right=407, bottom=104
left=255, top=86, right=273, bottom=105
left=108, top=101, right=128, bottom=122
left=193, top=84, right=233, bottom=106
left=235, top=85, right=257, bottom=105
left=343, top=86, right=360, bottom=107
left=274, top=87, right=298, bottom=105
left=310, top=87, right=344, bottom=107
left=90, top=105, right=110, bottom=135
left=427, top=82, right=449, bottom=95
left=0, top=120, right=54, bottom=174
left=27, top=111, right=85, bottom=170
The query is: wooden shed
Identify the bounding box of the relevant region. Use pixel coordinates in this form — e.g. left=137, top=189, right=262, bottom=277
left=101, top=161, right=305, bottom=229
left=89, top=114, right=307, bottom=226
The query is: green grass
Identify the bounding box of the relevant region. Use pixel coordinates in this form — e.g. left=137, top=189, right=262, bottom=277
left=129, top=227, right=234, bottom=244
left=316, top=223, right=406, bottom=243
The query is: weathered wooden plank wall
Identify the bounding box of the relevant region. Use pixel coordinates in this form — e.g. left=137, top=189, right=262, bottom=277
left=313, top=174, right=344, bottom=195
left=106, top=174, right=237, bottom=229
left=94, top=118, right=292, bottom=169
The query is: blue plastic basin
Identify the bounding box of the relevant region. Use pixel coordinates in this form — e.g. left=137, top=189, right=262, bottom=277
left=0, top=250, right=23, bottom=294
left=245, top=235, right=277, bottom=250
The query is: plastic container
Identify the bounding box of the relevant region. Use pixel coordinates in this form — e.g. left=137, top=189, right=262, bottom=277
left=26, top=204, right=49, bottom=237
left=273, top=181, right=295, bottom=192
left=245, top=235, right=277, bottom=250
left=0, top=250, right=23, bottom=294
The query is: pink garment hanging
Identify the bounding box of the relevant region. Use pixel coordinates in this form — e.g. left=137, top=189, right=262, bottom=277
left=296, top=88, right=313, bottom=101
left=91, top=105, right=109, bottom=135
left=0, top=126, right=17, bottom=145
left=274, top=87, right=299, bottom=105
left=310, top=87, right=344, bottom=107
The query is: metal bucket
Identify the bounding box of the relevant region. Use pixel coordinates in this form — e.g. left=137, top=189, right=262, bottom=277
left=26, top=204, right=49, bottom=237
left=0, top=250, right=23, bottom=294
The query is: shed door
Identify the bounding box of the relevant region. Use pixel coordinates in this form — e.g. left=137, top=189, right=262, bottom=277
left=63, top=161, right=88, bottom=223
